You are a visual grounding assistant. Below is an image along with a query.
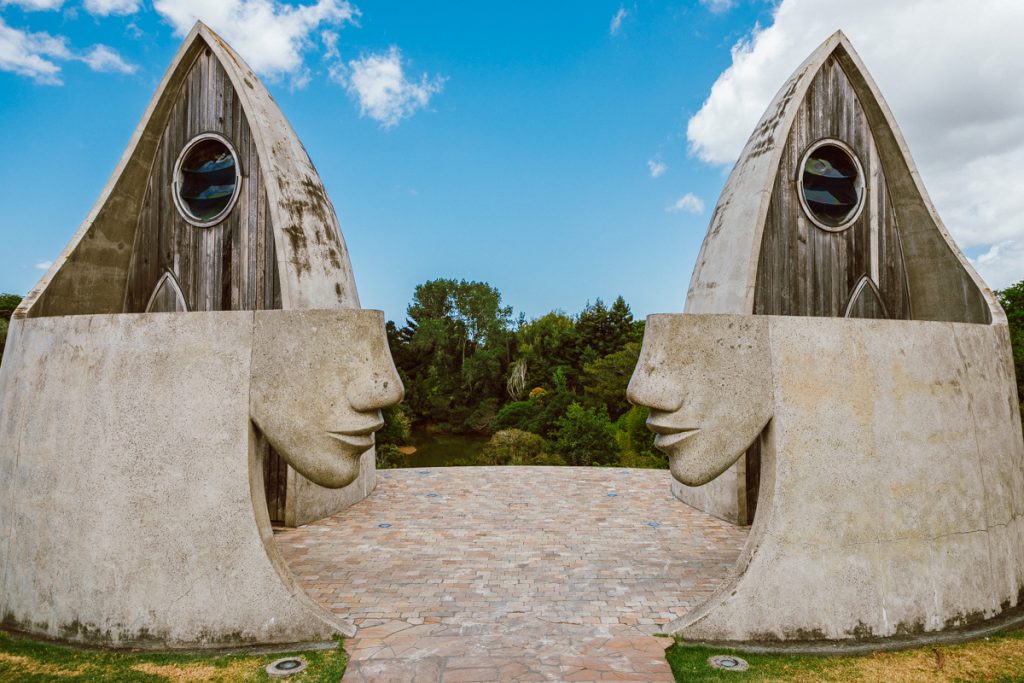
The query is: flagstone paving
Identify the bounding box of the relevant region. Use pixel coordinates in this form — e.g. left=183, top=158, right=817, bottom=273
left=275, top=466, right=748, bottom=682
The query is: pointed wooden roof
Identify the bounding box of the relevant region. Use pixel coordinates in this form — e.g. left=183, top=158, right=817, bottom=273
left=22, top=22, right=359, bottom=318
left=684, top=31, right=997, bottom=324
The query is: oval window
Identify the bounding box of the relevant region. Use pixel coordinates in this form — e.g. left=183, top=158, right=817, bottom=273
left=798, top=140, right=865, bottom=231
left=172, top=133, right=240, bottom=227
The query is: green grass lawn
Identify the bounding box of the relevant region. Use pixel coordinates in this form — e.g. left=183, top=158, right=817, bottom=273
left=5, top=625, right=1024, bottom=682
left=667, top=627, right=1024, bottom=682
left=0, top=631, right=347, bottom=682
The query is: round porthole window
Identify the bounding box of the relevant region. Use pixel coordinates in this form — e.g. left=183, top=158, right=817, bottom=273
left=798, top=139, right=865, bottom=231
left=172, top=133, right=241, bottom=227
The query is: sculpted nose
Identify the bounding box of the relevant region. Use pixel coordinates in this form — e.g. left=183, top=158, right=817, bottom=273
left=626, top=351, right=682, bottom=412
left=349, top=365, right=405, bottom=412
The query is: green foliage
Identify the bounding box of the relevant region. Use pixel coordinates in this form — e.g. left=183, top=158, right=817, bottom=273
left=0, top=293, right=21, bottom=368
left=0, top=629, right=348, bottom=682
left=377, top=405, right=413, bottom=447
left=0, top=318, right=7, bottom=367
left=480, top=429, right=561, bottom=466
left=493, top=399, right=541, bottom=432
left=514, top=311, right=579, bottom=390
left=392, top=279, right=514, bottom=429
left=386, top=281, right=664, bottom=469
left=581, top=342, right=641, bottom=420
left=996, top=280, right=1024, bottom=419
left=463, top=397, right=500, bottom=434
left=553, top=402, right=619, bottom=466
left=665, top=626, right=1024, bottom=682
left=576, top=296, right=639, bottom=360
left=0, top=293, right=22, bottom=320
left=375, top=444, right=406, bottom=470
left=493, top=389, right=577, bottom=438
left=616, top=406, right=667, bottom=469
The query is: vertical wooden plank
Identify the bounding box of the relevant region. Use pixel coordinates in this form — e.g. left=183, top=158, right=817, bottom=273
left=753, top=54, right=911, bottom=320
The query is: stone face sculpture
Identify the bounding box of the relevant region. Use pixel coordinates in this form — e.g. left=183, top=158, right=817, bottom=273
left=627, top=32, right=1024, bottom=644
left=0, top=23, right=403, bottom=648
left=251, top=311, right=403, bottom=488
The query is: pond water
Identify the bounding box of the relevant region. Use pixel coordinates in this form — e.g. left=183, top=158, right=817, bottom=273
left=394, top=430, right=490, bottom=468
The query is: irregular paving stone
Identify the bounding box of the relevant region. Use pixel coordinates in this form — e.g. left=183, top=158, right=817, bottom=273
left=276, top=466, right=747, bottom=682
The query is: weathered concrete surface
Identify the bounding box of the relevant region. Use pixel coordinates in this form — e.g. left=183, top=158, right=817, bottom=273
left=22, top=23, right=359, bottom=320
left=629, top=316, right=771, bottom=489
left=0, top=309, right=401, bottom=648
left=674, top=31, right=997, bottom=525
left=629, top=313, right=1024, bottom=643
left=683, top=31, right=991, bottom=325
left=286, top=449, right=377, bottom=528
left=251, top=309, right=403, bottom=490
left=13, top=24, right=379, bottom=528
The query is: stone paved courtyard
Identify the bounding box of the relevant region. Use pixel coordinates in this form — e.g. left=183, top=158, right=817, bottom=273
left=275, top=466, right=748, bottom=682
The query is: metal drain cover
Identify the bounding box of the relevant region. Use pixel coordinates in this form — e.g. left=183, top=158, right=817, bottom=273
left=266, top=656, right=308, bottom=678
left=708, top=654, right=748, bottom=671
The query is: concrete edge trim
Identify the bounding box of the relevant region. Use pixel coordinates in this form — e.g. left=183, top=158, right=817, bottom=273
left=673, top=594, right=1024, bottom=656
left=0, top=623, right=342, bottom=656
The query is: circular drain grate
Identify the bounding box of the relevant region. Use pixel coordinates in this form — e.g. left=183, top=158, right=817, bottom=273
left=708, top=655, right=749, bottom=672
left=378, top=523, right=392, bottom=528
left=266, top=656, right=308, bottom=678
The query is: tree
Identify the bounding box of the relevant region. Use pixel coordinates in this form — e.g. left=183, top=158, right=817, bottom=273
left=581, top=342, right=641, bottom=420
left=615, top=406, right=666, bottom=469
left=391, top=279, right=514, bottom=429
left=0, top=293, right=22, bottom=367
left=480, top=429, right=560, bottom=466
left=553, top=402, right=619, bottom=467
left=512, top=312, right=579, bottom=391
left=996, top=280, right=1024, bottom=419
left=576, top=296, right=637, bottom=361
left=377, top=405, right=412, bottom=447
left=0, top=293, right=21, bottom=320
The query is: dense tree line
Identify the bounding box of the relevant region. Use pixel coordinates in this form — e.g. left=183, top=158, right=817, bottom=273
left=378, top=278, right=664, bottom=469
left=996, top=280, right=1024, bottom=420
left=0, top=294, right=22, bottom=367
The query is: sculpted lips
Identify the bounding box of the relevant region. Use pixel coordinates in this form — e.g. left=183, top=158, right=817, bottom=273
left=646, top=417, right=700, bottom=451
left=326, top=417, right=385, bottom=452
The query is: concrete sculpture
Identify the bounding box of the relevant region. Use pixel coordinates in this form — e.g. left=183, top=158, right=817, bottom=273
left=627, top=32, right=1024, bottom=644
left=0, top=23, right=403, bottom=648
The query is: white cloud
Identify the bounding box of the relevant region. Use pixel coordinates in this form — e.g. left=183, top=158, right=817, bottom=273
left=609, top=6, right=627, bottom=37
left=972, top=242, right=1024, bottom=292
left=699, top=0, right=736, bottom=13
left=335, top=46, right=444, bottom=128
left=153, top=0, right=358, bottom=79
left=686, top=0, right=1024, bottom=289
left=668, top=193, right=705, bottom=214
left=0, top=18, right=136, bottom=83
left=34, top=260, right=52, bottom=270
left=81, top=44, right=136, bottom=73
left=647, top=158, right=667, bottom=178
left=83, top=0, right=140, bottom=16
left=0, top=0, right=63, bottom=11
left=0, top=18, right=70, bottom=84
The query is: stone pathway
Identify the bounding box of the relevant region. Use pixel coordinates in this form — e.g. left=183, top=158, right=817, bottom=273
left=275, top=466, right=747, bottom=682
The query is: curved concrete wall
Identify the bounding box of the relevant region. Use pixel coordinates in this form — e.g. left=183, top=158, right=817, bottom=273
left=632, top=314, right=1024, bottom=643
left=0, top=310, right=396, bottom=648
left=675, top=31, right=1000, bottom=525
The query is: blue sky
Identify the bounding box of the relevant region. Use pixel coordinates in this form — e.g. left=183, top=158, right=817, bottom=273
left=2, top=1, right=1020, bottom=323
